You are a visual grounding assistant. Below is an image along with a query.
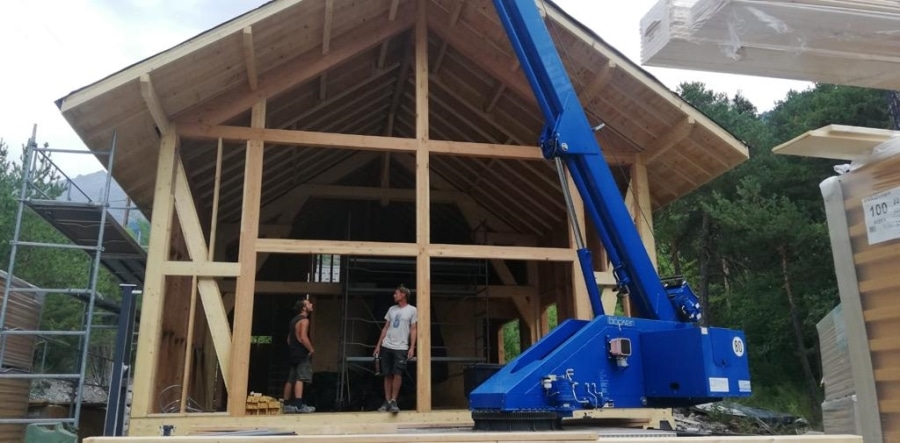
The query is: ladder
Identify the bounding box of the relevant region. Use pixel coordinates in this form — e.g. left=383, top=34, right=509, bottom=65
left=0, top=127, right=120, bottom=433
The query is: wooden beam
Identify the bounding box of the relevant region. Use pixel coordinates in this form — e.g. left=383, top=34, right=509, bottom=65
left=566, top=170, right=592, bottom=320
left=389, top=0, right=401, bottom=20
left=183, top=8, right=415, bottom=124
left=242, top=27, right=258, bottom=91
left=582, top=61, right=617, bottom=101
left=130, top=129, right=178, bottom=417
left=277, top=62, right=401, bottom=130
left=428, top=15, right=533, bottom=103
left=430, top=244, right=575, bottom=261
left=256, top=239, right=419, bottom=256
left=173, top=159, right=233, bottom=387
left=179, top=124, right=546, bottom=160
left=427, top=139, right=542, bottom=160
left=228, top=99, right=266, bottom=416
left=484, top=83, right=506, bottom=113
left=432, top=42, right=449, bottom=74
left=139, top=74, right=171, bottom=135
left=645, top=117, right=695, bottom=164
left=631, top=155, right=657, bottom=269
left=161, top=261, right=241, bottom=277
left=179, top=124, right=417, bottom=152
left=219, top=281, right=342, bottom=295
left=319, top=72, right=328, bottom=101
left=322, top=0, right=334, bottom=55
left=486, top=232, right=538, bottom=246
left=415, top=0, right=431, bottom=413
left=306, top=184, right=460, bottom=203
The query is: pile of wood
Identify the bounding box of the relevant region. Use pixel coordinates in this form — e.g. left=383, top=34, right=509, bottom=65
left=640, top=0, right=900, bottom=89
left=245, top=393, right=282, bottom=415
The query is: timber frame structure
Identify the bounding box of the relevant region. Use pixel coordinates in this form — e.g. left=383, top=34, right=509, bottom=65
left=56, top=0, right=748, bottom=436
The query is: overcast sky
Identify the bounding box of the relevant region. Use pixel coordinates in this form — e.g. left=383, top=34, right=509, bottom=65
left=0, top=0, right=810, bottom=177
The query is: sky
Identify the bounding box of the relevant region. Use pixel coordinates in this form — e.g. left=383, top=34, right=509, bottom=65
left=0, top=0, right=812, bottom=178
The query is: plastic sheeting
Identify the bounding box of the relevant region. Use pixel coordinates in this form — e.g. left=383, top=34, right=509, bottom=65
left=640, top=0, right=900, bottom=89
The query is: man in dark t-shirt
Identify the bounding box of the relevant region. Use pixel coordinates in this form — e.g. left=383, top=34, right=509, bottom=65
left=283, top=298, right=315, bottom=413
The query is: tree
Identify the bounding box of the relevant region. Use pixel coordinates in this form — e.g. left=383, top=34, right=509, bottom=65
left=654, top=82, right=891, bottom=424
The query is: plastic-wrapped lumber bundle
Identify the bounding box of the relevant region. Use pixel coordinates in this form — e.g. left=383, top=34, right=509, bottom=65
left=640, top=0, right=900, bottom=89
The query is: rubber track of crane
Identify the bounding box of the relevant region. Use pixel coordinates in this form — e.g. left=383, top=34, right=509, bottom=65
left=472, top=410, right=562, bottom=432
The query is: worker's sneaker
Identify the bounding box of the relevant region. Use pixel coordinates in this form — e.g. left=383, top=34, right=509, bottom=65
left=296, top=404, right=315, bottom=413
left=377, top=401, right=390, bottom=412
left=388, top=399, right=399, bottom=413
left=283, top=404, right=300, bottom=414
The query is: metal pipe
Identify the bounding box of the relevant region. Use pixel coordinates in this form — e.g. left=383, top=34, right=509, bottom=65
left=104, top=284, right=137, bottom=436
left=554, top=156, right=585, bottom=249
left=0, top=125, right=37, bottom=368
left=73, top=130, right=117, bottom=429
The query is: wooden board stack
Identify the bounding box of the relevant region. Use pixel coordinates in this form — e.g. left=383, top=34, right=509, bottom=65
left=640, top=0, right=900, bottom=89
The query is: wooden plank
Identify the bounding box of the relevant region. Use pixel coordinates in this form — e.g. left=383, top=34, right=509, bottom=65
left=820, top=176, right=883, bottom=442
left=415, top=0, right=431, bottom=413
left=184, top=8, right=415, bottom=124
left=161, top=261, right=241, bottom=277
left=242, top=27, right=258, bottom=91
left=173, top=159, right=233, bottom=387
left=228, top=99, right=266, bottom=416
left=139, top=74, right=171, bottom=135
left=131, top=130, right=178, bottom=417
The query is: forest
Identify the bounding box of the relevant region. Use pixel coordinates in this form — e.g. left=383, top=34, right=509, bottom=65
left=0, top=81, right=893, bottom=425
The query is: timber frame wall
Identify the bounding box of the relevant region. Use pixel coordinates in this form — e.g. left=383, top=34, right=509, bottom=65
left=128, top=0, right=660, bottom=427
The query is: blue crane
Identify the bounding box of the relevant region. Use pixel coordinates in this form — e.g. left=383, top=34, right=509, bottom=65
left=468, top=0, right=752, bottom=431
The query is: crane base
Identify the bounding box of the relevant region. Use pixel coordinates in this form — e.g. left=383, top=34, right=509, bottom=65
left=472, top=411, right=562, bottom=432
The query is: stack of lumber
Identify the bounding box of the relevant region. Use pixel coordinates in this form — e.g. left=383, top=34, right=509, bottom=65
left=245, top=393, right=282, bottom=415
left=640, top=0, right=900, bottom=89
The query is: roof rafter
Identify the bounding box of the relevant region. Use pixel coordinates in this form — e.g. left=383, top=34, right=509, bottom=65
left=178, top=4, right=416, bottom=125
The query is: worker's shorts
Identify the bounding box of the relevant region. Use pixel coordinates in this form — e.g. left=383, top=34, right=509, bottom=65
left=380, top=348, right=407, bottom=376
left=288, top=356, right=313, bottom=384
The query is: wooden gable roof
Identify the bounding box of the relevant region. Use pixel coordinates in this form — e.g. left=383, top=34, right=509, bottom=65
left=57, top=0, right=748, bottom=234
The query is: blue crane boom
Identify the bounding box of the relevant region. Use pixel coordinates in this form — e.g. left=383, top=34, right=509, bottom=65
left=468, top=0, right=751, bottom=431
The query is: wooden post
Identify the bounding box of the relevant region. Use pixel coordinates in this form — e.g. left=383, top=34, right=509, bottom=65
left=130, top=129, right=178, bottom=417
left=631, top=155, right=657, bottom=269
left=414, top=0, right=431, bottom=413
left=566, top=172, right=592, bottom=320
left=227, top=99, right=266, bottom=415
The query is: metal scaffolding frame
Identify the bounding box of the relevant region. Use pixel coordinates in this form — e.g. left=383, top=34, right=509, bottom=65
left=0, top=127, right=143, bottom=433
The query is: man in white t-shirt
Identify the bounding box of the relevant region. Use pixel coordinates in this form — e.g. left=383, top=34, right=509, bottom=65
left=373, top=284, right=417, bottom=413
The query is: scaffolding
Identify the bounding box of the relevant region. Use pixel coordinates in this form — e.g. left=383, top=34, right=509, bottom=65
left=0, top=127, right=146, bottom=434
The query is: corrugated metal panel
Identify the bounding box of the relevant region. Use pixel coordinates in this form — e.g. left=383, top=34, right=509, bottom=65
left=0, top=271, right=43, bottom=371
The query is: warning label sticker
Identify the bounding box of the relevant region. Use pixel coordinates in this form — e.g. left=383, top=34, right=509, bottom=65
left=709, top=377, right=729, bottom=393
left=862, top=186, right=900, bottom=245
